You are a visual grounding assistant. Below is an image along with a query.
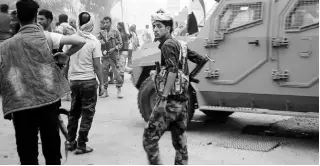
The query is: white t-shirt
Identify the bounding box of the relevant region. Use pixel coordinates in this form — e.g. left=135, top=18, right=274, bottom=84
left=44, top=31, right=63, bottom=50
left=64, top=33, right=102, bottom=81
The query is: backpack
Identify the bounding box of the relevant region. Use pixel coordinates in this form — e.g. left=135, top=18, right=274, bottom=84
left=151, top=39, right=189, bottom=96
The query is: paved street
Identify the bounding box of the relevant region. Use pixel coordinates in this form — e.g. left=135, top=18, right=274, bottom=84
left=0, top=74, right=318, bottom=165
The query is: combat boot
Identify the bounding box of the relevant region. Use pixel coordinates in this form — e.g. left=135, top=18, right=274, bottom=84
left=117, top=87, right=123, bottom=99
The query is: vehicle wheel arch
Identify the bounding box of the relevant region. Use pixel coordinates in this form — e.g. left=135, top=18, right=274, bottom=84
left=135, top=65, right=155, bottom=89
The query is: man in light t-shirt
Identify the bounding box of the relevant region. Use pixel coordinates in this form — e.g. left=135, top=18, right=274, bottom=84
left=37, top=10, right=84, bottom=56
left=142, top=24, right=152, bottom=45
left=38, top=9, right=83, bottom=102
left=45, top=30, right=84, bottom=53
left=63, top=11, right=105, bottom=155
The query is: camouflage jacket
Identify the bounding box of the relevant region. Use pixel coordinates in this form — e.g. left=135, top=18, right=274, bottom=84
left=96, top=28, right=122, bottom=60
left=157, top=34, right=206, bottom=101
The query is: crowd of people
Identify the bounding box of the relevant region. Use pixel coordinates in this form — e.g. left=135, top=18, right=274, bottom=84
left=0, top=0, right=207, bottom=165
left=1, top=2, right=141, bottom=100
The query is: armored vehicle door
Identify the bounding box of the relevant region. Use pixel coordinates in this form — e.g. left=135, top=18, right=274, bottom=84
left=205, top=0, right=271, bottom=88
left=271, top=0, right=319, bottom=92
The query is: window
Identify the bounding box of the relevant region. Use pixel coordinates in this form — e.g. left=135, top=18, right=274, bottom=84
left=285, top=0, right=319, bottom=30
left=219, top=2, right=263, bottom=31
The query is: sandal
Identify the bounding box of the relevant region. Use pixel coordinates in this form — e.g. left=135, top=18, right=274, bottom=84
left=66, top=140, right=77, bottom=151
left=75, top=146, right=93, bottom=155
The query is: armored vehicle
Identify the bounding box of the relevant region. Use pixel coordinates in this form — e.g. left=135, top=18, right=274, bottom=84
left=131, top=0, right=319, bottom=123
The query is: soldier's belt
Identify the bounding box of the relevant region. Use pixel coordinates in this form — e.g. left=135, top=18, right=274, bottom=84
left=166, top=94, right=188, bottom=102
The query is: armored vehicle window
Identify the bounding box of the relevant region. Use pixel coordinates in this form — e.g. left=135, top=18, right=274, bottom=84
left=219, top=2, right=262, bottom=31
left=285, top=0, right=319, bottom=30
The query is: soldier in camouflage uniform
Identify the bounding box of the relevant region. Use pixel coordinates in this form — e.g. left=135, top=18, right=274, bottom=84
left=142, top=10, right=207, bottom=165
left=97, top=16, right=124, bottom=98
left=144, top=100, right=189, bottom=165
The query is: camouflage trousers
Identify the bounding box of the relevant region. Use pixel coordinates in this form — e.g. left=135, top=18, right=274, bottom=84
left=67, top=79, right=98, bottom=146
left=143, top=99, right=188, bottom=165
left=101, top=54, right=125, bottom=89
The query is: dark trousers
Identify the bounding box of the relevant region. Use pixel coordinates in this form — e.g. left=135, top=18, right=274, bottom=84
left=109, top=68, right=114, bottom=81
left=12, top=102, right=62, bottom=165
left=67, top=79, right=98, bottom=146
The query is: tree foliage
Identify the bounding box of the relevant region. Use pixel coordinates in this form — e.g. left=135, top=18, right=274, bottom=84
left=80, top=0, right=120, bottom=18
left=5, top=0, right=120, bottom=18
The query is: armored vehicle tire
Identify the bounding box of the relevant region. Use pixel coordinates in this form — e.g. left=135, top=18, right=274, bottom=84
left=201, top=110, right=233, bottom=122
left=138, top=77, right=195, bottom=123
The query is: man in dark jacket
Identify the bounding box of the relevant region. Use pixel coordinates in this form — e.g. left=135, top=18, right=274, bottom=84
left=0, top=0, right=85, bottom=164
left=0, top=4, right=12, bottom=42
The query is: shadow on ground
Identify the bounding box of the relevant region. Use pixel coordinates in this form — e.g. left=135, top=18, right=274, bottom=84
left=188, top=113, right=319, bottom=141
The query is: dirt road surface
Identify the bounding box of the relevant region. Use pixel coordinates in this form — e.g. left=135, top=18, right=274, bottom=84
left=0, top=74, right=318, bottom=165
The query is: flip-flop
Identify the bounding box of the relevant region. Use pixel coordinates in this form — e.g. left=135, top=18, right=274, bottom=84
left=75, top=146, right=93, bottom=155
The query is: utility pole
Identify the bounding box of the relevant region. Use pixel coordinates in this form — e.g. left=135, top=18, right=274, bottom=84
left=121, top=0, right=124, bottom=22
left=125, top=0, right=128, bottom=24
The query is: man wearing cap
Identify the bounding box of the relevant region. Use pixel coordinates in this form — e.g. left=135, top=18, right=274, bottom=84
left=142, top=10, right=208, bottom=165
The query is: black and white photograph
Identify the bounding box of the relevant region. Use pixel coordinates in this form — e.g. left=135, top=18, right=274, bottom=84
left=0, top=0, right=318, bottom=165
